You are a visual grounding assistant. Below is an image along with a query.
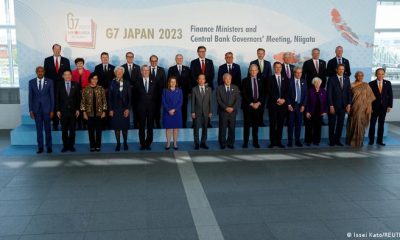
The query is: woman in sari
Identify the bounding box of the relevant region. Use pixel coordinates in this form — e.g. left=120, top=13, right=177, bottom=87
left=346, top=71, right=375, bottom=147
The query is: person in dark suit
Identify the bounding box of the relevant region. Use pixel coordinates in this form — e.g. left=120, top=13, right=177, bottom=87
left=249, top=48, right=272, bottom=126
left=94, top=52, right=115, bottom=130
left=327, top=46, right=351, bottom=78
left=281, top=52, right=295, bottom=80
left=327, top=64, right=352, bottom=146
left=216, top=73, right=240, bottom=149
left=192, top=74, right=212, bottom=150
left=242, top=64, right=264, bottom=148
left=267, top=62, right=289, bottom=148
left=137, top=65, right=158, bottom=150
left=302, top=48, right=327, bottom=89
left=190, top=46, right=215, bottom=90
left=368, top=68, right=393, bottom=146
left=217, top=52, right=242, bottom=89
left=44, top=44, right=71, bottom=131
left=121, top=52, right=141, bottom=129
left=29, top=66, right=54, bottom=154
left=287, top=67, right=307, bottom=147
left=109, top=66, right=131, bottom=151
left=56, top=70, right=80, bottom=152
left=149, top=55, right=166, bottom=129
left=167, top=54, right=192, bottom=128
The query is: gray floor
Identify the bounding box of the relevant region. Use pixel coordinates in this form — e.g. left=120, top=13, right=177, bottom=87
left=0, top=127, right=400, bottom=239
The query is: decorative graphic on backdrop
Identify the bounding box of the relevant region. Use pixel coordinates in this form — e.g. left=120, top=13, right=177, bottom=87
left=66, top=13, right=96, bottom=48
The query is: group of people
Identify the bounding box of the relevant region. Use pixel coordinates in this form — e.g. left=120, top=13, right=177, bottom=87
left=28, top=44, right=393, bottom=153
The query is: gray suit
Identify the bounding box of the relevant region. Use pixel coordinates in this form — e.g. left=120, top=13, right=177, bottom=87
left=216, top=84, right=240, bottom=147
left=192, top=85, right=212, bottom=145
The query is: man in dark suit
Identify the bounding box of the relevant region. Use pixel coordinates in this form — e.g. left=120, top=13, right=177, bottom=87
left=191, top=74, right=212, bottom=150
left=249, top=48, right=272, bottom=126
left=216, top=73, right=240, bottom=149
left=217, top=52, right=242, bottom=89
left=281, top=52, right=295, bottom=80
left=44, top=44, right=71, bottom=131
left=122, top=51, right=141, bottom=129
left=369, top=68, right=393, bottom=146
left=136, top=65, right=158, bottom=150
left=56, top=70, right=80, bottom=152
left=267, top=62, right=289, bottom=148
left=29, top=66, right=54, bottom=154
left=167, top=54, right=192, bottom=128
left=302, top=48, right=327, bottom=88
left=287, top=67, right=307, bottom=147
left=327, top=46, right=351, bottom=78
left=190, top=46, right=215, bottom=90
left=242, top=64, right=264, bottom=148
left=149, top=55, right=166, bottom=129
left=94, top=52, right=115, bottom=130
left=327, top=64, right=351, bottom=146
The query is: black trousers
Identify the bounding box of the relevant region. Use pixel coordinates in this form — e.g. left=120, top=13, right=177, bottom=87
left=218, top=112, right=236, bottom=147
left=139, top=107, right=154, bottom=146
left=328, top=107, right=345, bottom=144
left=60, top=112, right=76, bottom=148
left=269, top=105, right=287, bottom=145
left=369, top=107, right=387, bottom=144
left=305, top=115, right=322, bottom=144
left=88, top=117, right=102, bottom=149
left=243, top=106, right=262, bottom=145
left=193, top=114, right=209, bottom=145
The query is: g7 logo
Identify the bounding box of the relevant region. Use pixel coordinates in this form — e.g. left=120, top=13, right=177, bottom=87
left=67, top=13, right=79, bottom=30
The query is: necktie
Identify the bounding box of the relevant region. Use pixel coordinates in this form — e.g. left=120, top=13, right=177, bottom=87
left=286, top=65, right=291, bottom=79
left=66, top=82, right=71, bottom=95
left=228, top=64, right=232, bottom=73
left=252, top=78, right=258, bottom=100
left=338, top=58, right=342, bottom=64
left=104, top=65, right=107, bottom=72
left=129, top=65, right=132, bottom=77
left=295, top=80, right=301, bottom=103
left=226, top=86, right=230, bottom=101
left=145, top=79, right=148, bottom=93
left=39, top=80, right=42, bottom=91
left=55, top=57, right=59, bottom=74
left=201, top=60, right=205, bottom=74
left=378, top=81, right=382, bottom=94
left=152, top=68, right=156, bottom=78
left=259, top=60, right=264, bottom=73
left=315, top=60, right=319, bottom=74
left=277, top=76, right=281, bottom=97
left=178, top=65, right=182, bottom=75
left=339, top=77, right=343, bottom=89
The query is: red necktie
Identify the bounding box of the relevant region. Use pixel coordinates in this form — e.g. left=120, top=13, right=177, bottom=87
left=55, top=57, right=59, bottom=74
left=201, top=60, right=205, bottom=74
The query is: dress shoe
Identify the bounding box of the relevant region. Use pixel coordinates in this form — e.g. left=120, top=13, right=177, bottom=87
left=90, top=148, right=95, bottom=152
left=61, top=148, right=68, bottom=153
left=36, top=148, right=44, bottom=154
left=200, top=143, right=209, bottom=149
left=115, top=144, right=121, bottom=152
left=287, top=142, right=293, bottom=147
left=313, top=142, right=319, bottom=146
left=165, top=146, right=170, bottom=150
left=220, top=145, right=226, bottom=150
left=305, top=143, right=311, bottom=146
left=329, top=143, right=335, bottom=147
left=368, top=141, right=374, bottom=146
left=227, top=145, right=234, bottom=149
left=69, top=147, right=76, bottom=152
left=194, top=144, right=200, bottom=150
left=47, top=148, right=53, bottom=154
left=146, top=145, right=151, bottom=151
left=242, top=143, right=248, bottom=149
left=277, top=143, right=285, bottom=148
left=207, top=123, right=212, bottom=128
left=253, top=143, right=260, bottom=148
left=260, top=123, right=266, bottom=127
left=336, top=142, right=344, bottom=147
left=267, top=144, right=274, bottom=148
left=95, top=148, right=101, bottom=152
left=377, top=142, right=386, bottom=146
left=140, top=145, right=146, bottom=150
left=123, top=143, right=128, bottom=151
left=173, top=147, right=179, bottom=151
left=295, top=142, right=303, bottom=147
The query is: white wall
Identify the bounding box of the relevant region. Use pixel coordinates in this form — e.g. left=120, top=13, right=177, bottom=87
left=0, top=104, right=21, bottom=129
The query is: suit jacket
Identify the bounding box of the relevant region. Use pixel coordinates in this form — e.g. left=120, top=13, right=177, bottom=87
left=108, top=79, right=131, bottom=112
left=55, top=80, right=80, bottom=114
left=94, top=63, right=115, bottom=89
left=281, top=63, right=295, bottom=80
left=249, top=59, right=272, bottom=81
left=191, top=85, right=212, bottom=117
left=369, top=79, right=393, bottom=111
left=267, top=75, right=289, bottom=109
left=44, top=56, right=71, bottom=84
left=28, top=78, right=55, bottom=114
left=150, top=66, right=167, bottom=95
left=302, top=58, right=327, bottom=88
left=122, top=63, right=141, bottom=86
left=288, top=78, right=308, bottom=107
left=306, top=87, right=328, bottom=115
left=136, top=77, right=158, bottom=111
left=327, top=75, right=352, bottom=109
left=217, top=63, right=242, bottom=88
left=216, top=84, right=240, bottom=114
left=327, top=57, right=351, bottom=77
left=241, top=76, right=265, bottom=108
left=190, top=58, right=215, bottom=89
left=167, top=65, right=192, bottom=95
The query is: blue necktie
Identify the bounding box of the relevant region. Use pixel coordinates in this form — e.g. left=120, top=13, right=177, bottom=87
left=226, top=86, right=230, bottom=101
left=145, top=79, right=148, bottom=93
left=295, top=80, right=301, bottom=103
left=66, top=82, right=71, bottom=95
